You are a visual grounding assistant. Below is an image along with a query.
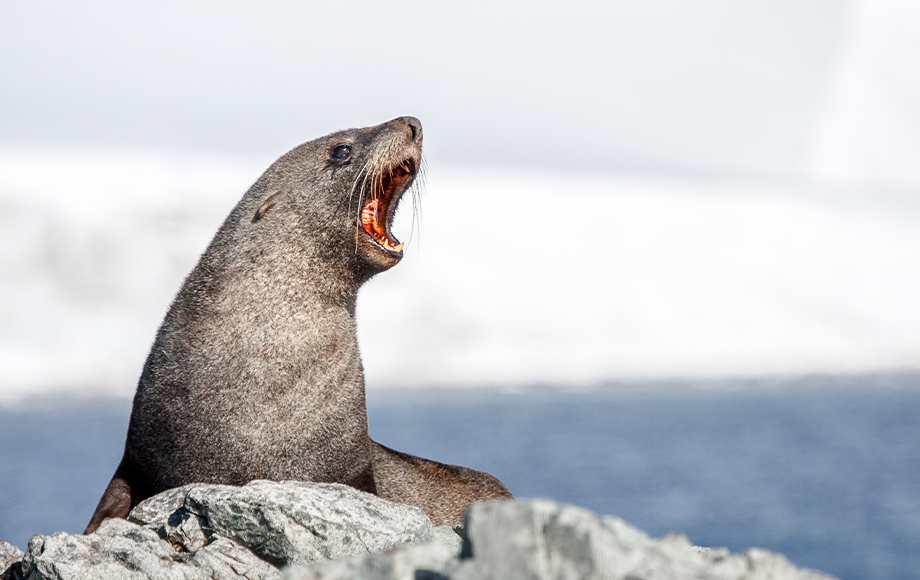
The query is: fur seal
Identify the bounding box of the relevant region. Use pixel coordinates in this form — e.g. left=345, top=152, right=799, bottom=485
left=85, top=117, right=511, bottom=534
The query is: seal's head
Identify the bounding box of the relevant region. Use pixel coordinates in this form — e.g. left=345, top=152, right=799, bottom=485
left=240, top=116, right=423, bottom=291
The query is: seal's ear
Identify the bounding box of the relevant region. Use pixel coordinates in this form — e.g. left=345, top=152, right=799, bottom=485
left=252, top=191, right=282, bottom=223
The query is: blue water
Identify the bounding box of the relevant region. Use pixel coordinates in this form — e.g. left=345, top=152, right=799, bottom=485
left=2, top=374, right=919, bottom=580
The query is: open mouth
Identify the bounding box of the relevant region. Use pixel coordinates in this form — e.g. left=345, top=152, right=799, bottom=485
left=360, top=159, right=416, bottom=254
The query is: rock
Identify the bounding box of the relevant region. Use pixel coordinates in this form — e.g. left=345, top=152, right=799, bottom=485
left=454, top=500, right=837, bottom=580
left=127, top=484, right=197, bottom=528
left=283, top=499, right=838, bottom=580
left=427, top=526, right=463, bottom=551
left=281, top=543, right=458, bottom=580
left=1, top=540, right=23, bottom=580
left=452, top=499, right=639, bottom=580
left=129, top=482, right=462, bottom=555
left=5, top=483, right=838, bottom=580
left=131, top=481, right=434, bottom=567
left=14, top=481, right=442, bottom=580
left=186, top=536, right=280, bottom=580
left=19, top=517, right=274, bottom=580
left=184, top=481, right=431, bottom=567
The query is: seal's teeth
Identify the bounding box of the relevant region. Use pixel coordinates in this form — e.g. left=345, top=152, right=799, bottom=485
left=393, top=243, right=404, bottom=252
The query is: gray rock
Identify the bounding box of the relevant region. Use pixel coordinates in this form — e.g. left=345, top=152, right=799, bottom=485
left=128, top=484, right=199, bottom=528
left=281, top=543, right=457, bottom=580
left=9, top=484, right=840, bottom=580
left=451, top=499, right=641, bottom=580
left=129, top=481, right=433, bottom=568
left=20, top=518, right=212, bottom=580
left=187, top=537, right=279, bottom=580
left=427, top=526, right=463, bottom=551
left=185, top=481, right=431, bottom=566
left=282, top=499, right=837, bottom=580
left=1, top=540, right=23, bottom=580
left=17, top=480, right=435, bottom=580
left=18, top=517, right=276, bottom=580
left=453, top=500, right=836, bottom=580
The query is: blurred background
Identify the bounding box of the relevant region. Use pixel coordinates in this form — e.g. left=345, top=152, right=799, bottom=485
left=1, top=0, right=919, bottom=395
left=1, top=1, right=919, bottom=578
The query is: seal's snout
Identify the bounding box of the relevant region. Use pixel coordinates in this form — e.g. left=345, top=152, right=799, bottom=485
left=351, top=117, right=423, bottom=264
left=399, top=116, right=423, bottom=143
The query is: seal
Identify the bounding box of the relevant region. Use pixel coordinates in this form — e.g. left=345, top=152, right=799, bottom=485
left=84, top=117, right=511, bottom=534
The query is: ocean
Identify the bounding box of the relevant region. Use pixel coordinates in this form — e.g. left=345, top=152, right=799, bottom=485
left=1, top=374, right=918, bottom=580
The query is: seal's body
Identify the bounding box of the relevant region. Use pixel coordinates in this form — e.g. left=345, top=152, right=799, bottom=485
left=85, top=117, right=511, bottom=533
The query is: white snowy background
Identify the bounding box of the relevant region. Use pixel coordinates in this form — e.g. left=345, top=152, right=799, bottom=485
left=1, top=0, right=918, bottom=400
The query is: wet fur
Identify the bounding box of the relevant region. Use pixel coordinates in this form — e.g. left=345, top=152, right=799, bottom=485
left=85, top=118, right=511, bottom=534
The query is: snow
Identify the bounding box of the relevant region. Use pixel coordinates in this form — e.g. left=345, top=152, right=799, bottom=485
left=2, top=0, right=919, bottom=400
left=1, top=151, right=918, bottom=400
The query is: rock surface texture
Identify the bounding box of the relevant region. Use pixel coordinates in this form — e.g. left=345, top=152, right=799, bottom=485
left=2, top=482, right=836, bottom=580
left=0, top=540, right=23, bottom=580
left=283, top=500, right=837, bottom=580
left=9, top=481, right=454, bottom=580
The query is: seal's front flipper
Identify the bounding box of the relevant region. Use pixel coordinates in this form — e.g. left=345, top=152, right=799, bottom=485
left=83, top=461, right=136, bottom=534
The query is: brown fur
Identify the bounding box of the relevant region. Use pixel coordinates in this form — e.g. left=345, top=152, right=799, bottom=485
left=85, top=117, right=511, bottom=534
left=372, top=443, right=511, bottom=526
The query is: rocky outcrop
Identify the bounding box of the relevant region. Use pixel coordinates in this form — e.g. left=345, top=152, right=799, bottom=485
left=10, top=481, right=457, bottom=580
left=1, top=540, right=23, bottom=580
left=283, top=499, right=836, bottom=580
left=126, top=481, right=441, bottom=567
left=2, top=481, right=836, bottom=580
left=18, top=518, right=275, bottom=580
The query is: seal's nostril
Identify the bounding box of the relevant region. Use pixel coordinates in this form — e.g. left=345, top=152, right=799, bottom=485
left=402, top=116, right=423, bottom=142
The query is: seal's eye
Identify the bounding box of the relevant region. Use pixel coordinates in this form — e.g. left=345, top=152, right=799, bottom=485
left=331, top=143, right=352, bottom=160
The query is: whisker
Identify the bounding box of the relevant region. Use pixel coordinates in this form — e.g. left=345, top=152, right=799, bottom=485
left=408, top=156, right=427, bottom=249
left=350, top=158, right=375, bottom=254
